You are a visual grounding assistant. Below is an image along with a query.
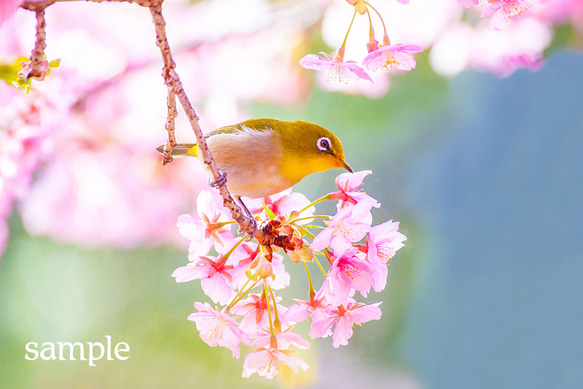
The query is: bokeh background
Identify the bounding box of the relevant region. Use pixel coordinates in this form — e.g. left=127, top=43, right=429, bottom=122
left=1, top=0, right=582, bottom=388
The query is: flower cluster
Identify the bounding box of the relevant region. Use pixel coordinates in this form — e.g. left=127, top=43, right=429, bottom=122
left=172, top=170, right=406, bottom=379
left=0, top=84, right=63, bottom=256
left=459, top=0, right=532, bottom=31
left=300, top=0, right=422, bottom=84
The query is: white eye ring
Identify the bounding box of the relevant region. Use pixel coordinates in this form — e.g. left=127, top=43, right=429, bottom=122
left=317, top=137, right=331, bottom=152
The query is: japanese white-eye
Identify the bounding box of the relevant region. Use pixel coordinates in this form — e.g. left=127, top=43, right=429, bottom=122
left=157, top=118, right=352, bottom=198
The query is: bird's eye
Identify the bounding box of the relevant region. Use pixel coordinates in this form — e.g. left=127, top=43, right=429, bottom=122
left=317, top=137, right=331, bottom=152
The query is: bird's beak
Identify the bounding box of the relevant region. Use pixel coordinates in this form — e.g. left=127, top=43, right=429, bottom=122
left=341, top=160, right=353, bottom=173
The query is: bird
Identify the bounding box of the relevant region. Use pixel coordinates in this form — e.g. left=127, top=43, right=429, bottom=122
left=157, top=118, right=352, bottom=199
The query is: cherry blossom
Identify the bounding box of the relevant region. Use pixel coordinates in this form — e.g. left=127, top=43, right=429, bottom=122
left=320, top=247, right=376, bottom=306
left=365, top=220, right=407, bottom=292
left=310, top=201, right=373, bottom=253
left=172, top=255, right=235, bottom=305
left=330, top=169, right=380, bottom=209
left=187, top=302, right=251, bottom=358
left=363, top=44, right=424, bottom=72
left=309, top=299, right=382, bottom=348
left=169, top=170, right=405, bottom=378
left=482, top=0, right=532, bottom=31
left=242, top=346, right=310, bottom=379
left=300, top=52, right=373, bottom=84
left=230, top=293, right=288, bottom=334
left=176, top=191, right=235, bottom=259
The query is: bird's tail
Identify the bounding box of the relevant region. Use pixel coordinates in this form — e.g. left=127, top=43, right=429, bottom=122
left=156, top=143, right=199, bottom=157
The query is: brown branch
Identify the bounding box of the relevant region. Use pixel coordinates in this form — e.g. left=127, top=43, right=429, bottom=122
left=162, top=90, right=177, bottom=165
left=27, top=9, right=47, bottom=79
left=148, top=3, right=257, bottom=236
left=21, top=0, right=162, bottom=11
left=20, top=0, right=258, bottom=237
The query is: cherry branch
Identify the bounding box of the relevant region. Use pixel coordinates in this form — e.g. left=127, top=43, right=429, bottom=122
left=162, top=89, right=178, bottom=165
left=27, top=9, right=47, bottom=79
left=148, top=3, right=256, bottom=236
left=20, top=0, right=257, bottom=237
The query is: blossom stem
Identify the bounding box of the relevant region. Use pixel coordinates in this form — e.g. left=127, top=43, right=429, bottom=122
left=292, top=215, right=331, bottom=224
left=366, top=8, right=374, bottom=42
left=223, top=235, right=246, bottom=260
left=302, top=261, right=316, bottom=301
left=263, top=280, right=275, bottom=336
left=267, top=282, right=281, bottom=333
left=224, top=278, right=261, bottom=312
left=298, top=193, right=332, bottom=215
left=336, top=10, right=358, bottom=61
left=365, top=1, right=390, bottom=45
left=313, top=255, right=328, bottom=277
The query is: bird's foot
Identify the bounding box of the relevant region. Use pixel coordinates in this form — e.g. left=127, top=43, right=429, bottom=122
left=236, top=196, right=258, bottom=239
left=209, top=170, right=227, bottom=189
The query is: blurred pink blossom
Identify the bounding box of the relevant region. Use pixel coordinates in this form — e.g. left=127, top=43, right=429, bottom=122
left=242, top=343, right=310, bottom=379
left=363, top=44, right=423, bottom=72
left=0, top=0, right=22, bottom=27
left=457, top=0, right=480, bottom=8
left=482, top=0, right=532, bottom=31
left=300, top=52, right=373, bottom=83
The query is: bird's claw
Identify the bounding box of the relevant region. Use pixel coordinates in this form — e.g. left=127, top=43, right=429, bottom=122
left=209, top=170, right=227, bottom=189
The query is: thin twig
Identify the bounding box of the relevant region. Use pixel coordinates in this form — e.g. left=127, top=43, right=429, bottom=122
left=162, top=90, right=177, bottom=165
left=27, top=9, right=47, bottom=79
left=21, top=0, right=161, bottom=11
left=148, top=3, right=256, bottom=236
left=20, top=0, right=259, bottom=237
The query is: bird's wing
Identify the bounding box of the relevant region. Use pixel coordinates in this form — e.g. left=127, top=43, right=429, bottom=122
left=208, top=119, right=279, bottom=137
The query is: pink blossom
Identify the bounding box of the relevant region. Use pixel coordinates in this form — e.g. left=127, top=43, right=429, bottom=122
left=363, top=44, right=423, bottom=72
left=457, top=0, right=480, bottom=7
left=309, top=299, right=382, bottom=348
left=310, top=201, right=372, bottom=253
left=366, top=220, right=407, bottom=292
left=177, top=190, right=234, bottom=259
left=0, top=0, right=22, bottom=27
left=172, top=255, right=235, bottom=305
left=330, top=170, right=379, bottom=209
left=231, top=293, right=288, bottom=334
left=300, top=53, right=373, bottom=84
left=228, top=242, right=260, bottom=289
left=252, top=330, right=311, bottom=351
left=284, top=290, right=331, bottom=325
left=242, top=347, right=309, bottom=379
left=496, top=54, right=544, bottom=77
left=482, top=0, right=532, bottom=31
left=246, top=189, right=315, bottom=221
left=321, top=247, right=376, bottom=306
left=188, top=302, right=251, bottom=358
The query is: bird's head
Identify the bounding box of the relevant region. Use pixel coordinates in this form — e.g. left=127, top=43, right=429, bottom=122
left=276, top=120, right=352, bottom=182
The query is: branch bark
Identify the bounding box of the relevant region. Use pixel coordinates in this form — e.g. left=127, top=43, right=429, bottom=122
left=27, top=9, right=47, bottom=79
left=148, top=3, right=257, bottom=236
left=20, top=0, right=258, bottom=237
